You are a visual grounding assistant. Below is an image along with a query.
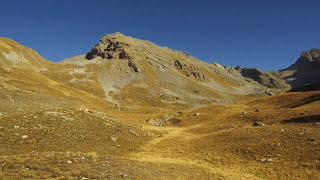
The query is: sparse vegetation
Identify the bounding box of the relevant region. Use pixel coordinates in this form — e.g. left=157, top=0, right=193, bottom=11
left=0, top=35, right=320, bottom=179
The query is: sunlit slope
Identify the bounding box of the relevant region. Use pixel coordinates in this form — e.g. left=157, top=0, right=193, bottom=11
left=0, top=36, right=319, bottom=179
left=0, top=38, right=114, bottom=116
left=0, top=38, right=55, bottom=71
left=63, top=33, right=285, bottom=106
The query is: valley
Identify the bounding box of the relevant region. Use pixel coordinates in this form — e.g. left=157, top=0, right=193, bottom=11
left=0, top=34, right=319, bottom=179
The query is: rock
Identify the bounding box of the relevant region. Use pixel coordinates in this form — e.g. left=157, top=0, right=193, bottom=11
left=0, top=127, right=3, bottom=131
left=128, top=60, right=140, bottom=72
left=81, top=108, right=89, bottom=112
left=86, top=33, right=132, bottom=60
left=129, top=129, right=139, bottom=137
left=67, top=160, right=73, bottom=164
left=192, top=113, right=200, bottom=117
left=314, top=122, right=320, bottom=125
left=21, top=135, right=28, bottom=139
left=120, top=173, right=128, bottom=178
left=110, top=136, right=118, bottom=142
left=154, top=121, right=162, bottom=126
left=174, top=60, right=188, bottom=70
left=0, top=133, right=4, bottom=138
left=255, top=109, right=261, bottom=112
left=147, top=118, right=162, bottom=126
left=252, top=121, right=265, bottom=126
left=265, top=90, right=274, bottom=96
left=259, top=158, right=273, bottom=162
left=174, top=60, right=206, bottom=80
left=242, top=111, right=246, bottom=115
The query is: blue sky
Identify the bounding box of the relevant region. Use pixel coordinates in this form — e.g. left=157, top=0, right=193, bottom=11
left=0, top=0, right=319, bottom=71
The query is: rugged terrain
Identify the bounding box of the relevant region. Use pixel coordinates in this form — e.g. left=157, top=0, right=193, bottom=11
left=271, top=48, right=320, bottom=91
left=0, top=34, right=319, bottom=179
left=62, top=33, right=286, bottom=106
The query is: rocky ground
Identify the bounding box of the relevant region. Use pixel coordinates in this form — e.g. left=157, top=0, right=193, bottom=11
left=0, top=91, right=319, bottom=179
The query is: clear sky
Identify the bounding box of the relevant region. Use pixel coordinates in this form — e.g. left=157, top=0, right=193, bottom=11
left=0, top=0, right=319, bottom=71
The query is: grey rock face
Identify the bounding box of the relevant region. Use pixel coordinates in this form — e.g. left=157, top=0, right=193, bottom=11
left=277, top=49, right=320, bottom=91
left=288, top=49, right=320, bottom=70
left=174, top=60, right=206, bottom=80
left=86, top=35, right=132, bottom=60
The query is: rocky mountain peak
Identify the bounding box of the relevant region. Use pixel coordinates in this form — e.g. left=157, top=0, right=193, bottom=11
left=301, top=48, right=320, bottom=60
left=287, top=48, right=320, bottom=70
left=85, top=32, right=132, bottom=60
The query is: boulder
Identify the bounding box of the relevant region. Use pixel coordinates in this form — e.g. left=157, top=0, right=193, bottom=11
left=252, top=121, right=265, bottom=126
left=192, top=113, right=200, bottom=117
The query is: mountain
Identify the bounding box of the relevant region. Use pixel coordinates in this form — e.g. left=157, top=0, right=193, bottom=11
left=62, top=33, right=284, bottom=107
left=1, top=34, right=319, bottom=179
left=271, top=48, right=320, bottom=91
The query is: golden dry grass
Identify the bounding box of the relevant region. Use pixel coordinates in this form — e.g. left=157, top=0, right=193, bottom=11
left=0, top=37, right=319, bottom=179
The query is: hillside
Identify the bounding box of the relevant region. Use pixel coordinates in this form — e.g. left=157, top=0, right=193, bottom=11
left=62, top=33, right=285, bottom=107
left=0, top=35, right=319, bottom=179
left=0, top=38, right=53, bottom=71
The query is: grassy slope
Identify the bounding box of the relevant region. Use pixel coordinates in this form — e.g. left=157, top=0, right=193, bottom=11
left=1, top=89, right=319, bottom=179
left=0, top=38, right=319, bottom=179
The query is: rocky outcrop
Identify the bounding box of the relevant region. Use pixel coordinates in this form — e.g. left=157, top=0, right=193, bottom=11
left=86, top=33, right=132, bottom=60
left=128, top=60, right=140, bottom=72
left=85, top=33, right=141, bottom=73
left=174, top=60, right=206, bottom=80
left=287, top=49, right=320, bottom=70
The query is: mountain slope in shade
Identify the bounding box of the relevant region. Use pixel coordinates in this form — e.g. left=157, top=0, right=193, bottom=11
left=271, top=48, right=320, bottom=91
left=287, top=49, right=320, bottom=70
